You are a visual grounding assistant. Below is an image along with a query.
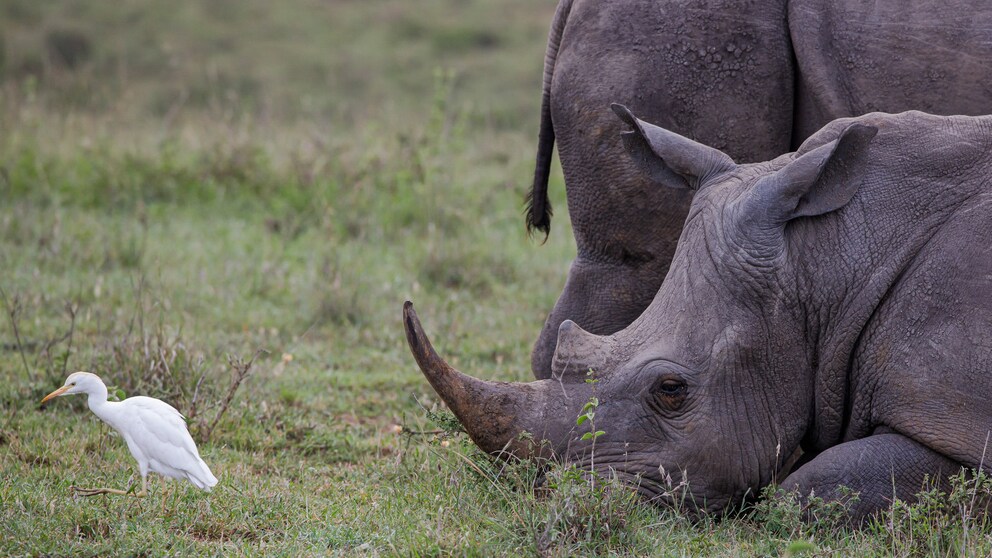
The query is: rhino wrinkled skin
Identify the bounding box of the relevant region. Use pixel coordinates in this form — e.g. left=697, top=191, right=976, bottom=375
left=527, top=0, right=992, bottom=380
left=408, top=108, right=992, bottom=520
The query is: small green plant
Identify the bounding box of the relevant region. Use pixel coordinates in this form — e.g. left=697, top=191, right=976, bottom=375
left=107, top=385, right=126, bottom=402
left=870, top=469, right=992, bottom=556
left=749, top=483, right=856, bottom=555
left=576, top=399, right=604, bottom=443
left=577, top=368, right=604, bottom=442
left=577, top=368, right=606, bottom=490
left=422, top=404, right=464, bottom=436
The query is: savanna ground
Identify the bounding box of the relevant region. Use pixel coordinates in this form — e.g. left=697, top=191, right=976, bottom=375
left=1, top=1, right=990, bottom=555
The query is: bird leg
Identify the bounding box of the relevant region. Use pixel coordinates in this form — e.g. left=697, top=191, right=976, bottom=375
left=71, top=475, right=147, bottom=498
left=160, top=476, right=168, bottom=515
left=71, top=487, right=130, bottom=497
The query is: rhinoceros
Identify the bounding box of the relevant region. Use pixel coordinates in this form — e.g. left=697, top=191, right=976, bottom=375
left=527, top=0, right=992, bottom=381
left=410, top=107, right=992, bottom=519
left=527, top=0, right=794, bottom=378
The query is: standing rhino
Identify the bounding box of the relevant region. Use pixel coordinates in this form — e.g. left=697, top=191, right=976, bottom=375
left=528, top=0, right=992, bottom=380
left=789, top=0, right=992, bottom=140
left=527, top=0, right=795, bottom=378
left=410, top=107, right=992, bottom=519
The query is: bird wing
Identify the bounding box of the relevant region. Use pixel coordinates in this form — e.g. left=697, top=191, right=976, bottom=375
left=123, top=396, right=203, bottom=461
left=115, top=396, right=217, bottom=489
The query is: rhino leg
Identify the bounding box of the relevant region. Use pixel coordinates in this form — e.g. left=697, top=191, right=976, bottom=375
left=781, top=433, right=964, bottom=523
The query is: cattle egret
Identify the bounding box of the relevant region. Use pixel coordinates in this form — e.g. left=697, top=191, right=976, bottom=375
left=41, top=371, right=218, bottom=498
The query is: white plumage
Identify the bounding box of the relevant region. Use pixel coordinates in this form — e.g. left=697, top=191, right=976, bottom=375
left=42, top=371, right=218, bottom=497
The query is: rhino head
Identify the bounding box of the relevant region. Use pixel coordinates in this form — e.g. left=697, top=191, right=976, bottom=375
left=406, top=105, right=878, bottom=514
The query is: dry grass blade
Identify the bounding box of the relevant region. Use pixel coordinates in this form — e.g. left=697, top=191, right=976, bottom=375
left=199, top=349, right=267, bottom=443
left=445, top=447, right=527, bottom=526
left=0, top=284, right=33, bottom=382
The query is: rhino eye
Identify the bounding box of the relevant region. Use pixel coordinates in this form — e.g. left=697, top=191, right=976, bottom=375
left=648, top=376, right=688, bottom=413
left=658, top=380, right=686, bottom=396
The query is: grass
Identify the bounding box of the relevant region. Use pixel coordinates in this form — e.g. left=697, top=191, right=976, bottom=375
left=1, top=0, right=991, bottom=555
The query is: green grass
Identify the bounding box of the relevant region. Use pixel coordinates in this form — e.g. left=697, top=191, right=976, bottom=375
left=1, top=0, right=991, bottom=555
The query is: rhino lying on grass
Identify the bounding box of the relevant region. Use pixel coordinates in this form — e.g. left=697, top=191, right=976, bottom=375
left=406, top=108, right=992, bottom=520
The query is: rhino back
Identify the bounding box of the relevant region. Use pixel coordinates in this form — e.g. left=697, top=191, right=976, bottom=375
left=790, top=0, right=992, bottom=142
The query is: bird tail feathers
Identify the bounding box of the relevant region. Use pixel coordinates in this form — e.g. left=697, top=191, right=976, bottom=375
left=187, top=459, right=219, bottom=491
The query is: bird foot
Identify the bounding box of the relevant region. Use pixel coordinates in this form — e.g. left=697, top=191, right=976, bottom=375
left=70, top=485, right=143, bottom=497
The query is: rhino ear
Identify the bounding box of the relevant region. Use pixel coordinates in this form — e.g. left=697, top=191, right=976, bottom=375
left=742, top=124, right=878, bottom=234
left=613, top=103, right=735, bottom=191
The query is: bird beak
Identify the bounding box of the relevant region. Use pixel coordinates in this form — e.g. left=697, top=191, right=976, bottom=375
left=40, top=385, right=71, bottom=404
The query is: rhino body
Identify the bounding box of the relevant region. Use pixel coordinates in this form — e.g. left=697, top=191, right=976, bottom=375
left=527, top=0, right=795, bottom=378
left=409, top=109, right=992, bottom=519
left=528, top=0, right=992, bottom=380
left=790, top=0, right=992, bottom=140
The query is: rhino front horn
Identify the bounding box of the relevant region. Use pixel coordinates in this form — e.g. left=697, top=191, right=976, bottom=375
left=403, top=301, right=556, bottom=458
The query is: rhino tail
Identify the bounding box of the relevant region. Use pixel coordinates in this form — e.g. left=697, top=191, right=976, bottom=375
left=526, top=0, right=574, bottom=241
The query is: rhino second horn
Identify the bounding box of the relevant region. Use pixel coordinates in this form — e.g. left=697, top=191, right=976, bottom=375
left=551, top=319, right=610, bottom=376
left=402, top=301, right=553, bottom=458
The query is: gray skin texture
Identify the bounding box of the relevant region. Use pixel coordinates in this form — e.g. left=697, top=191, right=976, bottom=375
left=410, top=108, right=992, bottom=520
left=790, top=0, right=992, bottom=141
left=528, top=0, right=992, bottom=380
left=526, top=0, right=795, bottom=378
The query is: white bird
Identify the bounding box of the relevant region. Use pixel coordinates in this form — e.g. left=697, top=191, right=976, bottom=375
left=41, top=371, right=218, bottom=499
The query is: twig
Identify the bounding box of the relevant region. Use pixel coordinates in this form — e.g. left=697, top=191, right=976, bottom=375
left=0, top=166, right=10, bottom=195
left=188, top=370, right=207, bottom=420
left=39, top=301, right=78, bottom=381
left=39, top=322, right=73, bottom=363
left=1, top=407, right=19, bottom=443
left=200, top=348, right=267, bottom=443
left=401, top=428, right=446, bottom=437
left=61, top=301, right=77, bottom=376
left=0, top=284, right=33, bottom=382
left=963, top=430, right=991, bottom=554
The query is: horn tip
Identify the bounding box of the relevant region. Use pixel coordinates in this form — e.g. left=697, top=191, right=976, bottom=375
left=403, top=301, right=422, bottom=350
left=401, top=300, right=447, bottom=382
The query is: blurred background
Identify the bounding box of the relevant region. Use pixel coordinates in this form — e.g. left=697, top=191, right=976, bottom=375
left=0, top=1, right=587, bottom=553
left=1, top=0, right=554, bottom=121
left=0, top=0, right=572, bottom=390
